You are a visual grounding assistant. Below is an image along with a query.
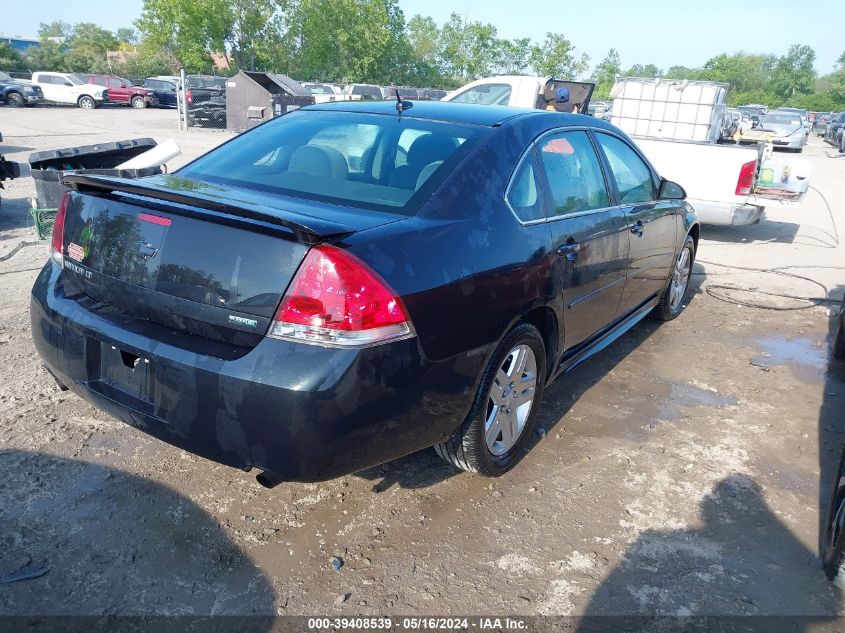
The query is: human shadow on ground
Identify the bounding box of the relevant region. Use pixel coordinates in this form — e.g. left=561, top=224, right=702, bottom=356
left=576, top=475, right=841, bottom=632
left=0, top=449, right=275, bottom=630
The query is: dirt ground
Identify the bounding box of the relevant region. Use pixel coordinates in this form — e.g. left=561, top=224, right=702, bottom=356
left=1, top=107, right=844, bottom=622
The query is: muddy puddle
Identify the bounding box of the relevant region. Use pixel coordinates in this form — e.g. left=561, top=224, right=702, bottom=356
left=751, top=336, right=827, bottom=383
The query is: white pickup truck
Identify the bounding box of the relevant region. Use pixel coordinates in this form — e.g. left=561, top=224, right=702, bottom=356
left=443, top=75, right=810, bottom=225
left=27, top=72, right=107, bottom=109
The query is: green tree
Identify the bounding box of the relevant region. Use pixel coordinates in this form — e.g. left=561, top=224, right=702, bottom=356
left=439, top=13, right=499, bottom=84
left=664, top=65, right=701, bottom=80
left=770, top=44, right=816, bottom=100
left=0, top=43, right=24, bottom=71
left=285, top=0, right=412, bottom=84
left=622, top=63, right=661, bottom=78
left=116, top=28, right=139, bottom=45
left=529, top=32, right=589, bottom=78
left=494, top=37, right=532, bottom=75
left=136, top=0, right=232, bottom=72
left=406, top=14, right=443, bottom=86
left=591, top=48, right=621, bottom=99
left=38, top=21, right=72, bottom=39
left=25, top=39, right=68, bottom=71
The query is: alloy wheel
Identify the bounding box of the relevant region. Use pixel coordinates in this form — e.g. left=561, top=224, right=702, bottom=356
left=669, top=245, right=692, bottom=312
left=485, top=344, right=537, bottom=456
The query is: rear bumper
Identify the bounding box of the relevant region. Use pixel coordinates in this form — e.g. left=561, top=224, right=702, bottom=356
left=688, top=199, right=765, bottom=226
left=30, top=263, right=481, bottom=482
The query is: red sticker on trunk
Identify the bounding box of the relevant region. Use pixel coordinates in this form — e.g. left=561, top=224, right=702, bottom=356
left=67, top=242, right=85, bottom=262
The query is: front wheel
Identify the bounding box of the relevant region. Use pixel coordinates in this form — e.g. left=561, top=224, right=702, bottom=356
left=653, top=235, right=695, bottom=322
left=435, top=324, right=546, bottom=476
left=6, top=91, right=24, bottom=107
left=131, top=95, right=146, bottom=109
left=77, top=95, right=95, bottom=109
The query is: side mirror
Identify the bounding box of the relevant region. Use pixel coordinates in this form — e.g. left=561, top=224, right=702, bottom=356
left=658, top=178, right=686, bottom=200
left=64, top=81, right=73, bottom=87
left=120, top=84, right=127, bottom=88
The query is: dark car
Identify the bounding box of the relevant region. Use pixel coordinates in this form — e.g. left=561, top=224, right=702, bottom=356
left=80, top=74, right=158, bottom=108
left=186, top=75, right=226, bottom=126
left=824, top=112, right=845, bottom=152
left=143, top=77, right=179, bottom=108
left=0, top=71, right=43, bottom=107
left=32, top=101, right=698, bottom=486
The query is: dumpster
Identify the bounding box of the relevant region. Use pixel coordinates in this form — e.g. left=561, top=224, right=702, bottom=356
left=225, top=71, right=315, bottom=132
left=28, top=138, right=162, bottom=208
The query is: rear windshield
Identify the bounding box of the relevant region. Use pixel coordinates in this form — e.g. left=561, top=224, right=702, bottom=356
left=764, top=114, right=801, bottom=126
left=179, top=110, right=485, bottom=214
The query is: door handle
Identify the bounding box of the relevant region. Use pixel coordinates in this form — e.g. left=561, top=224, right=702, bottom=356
left=630, top=219, right=644, bottom=237
left=557, top=242, right=580, bottom=262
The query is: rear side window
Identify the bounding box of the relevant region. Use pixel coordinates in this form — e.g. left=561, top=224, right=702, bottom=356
left=506, top=153, right=544, bottom=223
left=450, top=84, right=512, bottom=106
left=179, top=111, right=484, bottom=214
left=537, top=131, right=609, bottom=216
left=595, top=133, right=657, bottom=204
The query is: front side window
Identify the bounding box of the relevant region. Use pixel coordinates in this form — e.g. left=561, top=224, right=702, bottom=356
left=537, top=131, right=609, bottom=216
left=450, top=84, right=512, bottom=106
left=595, top=133, right=657, bottom=204
left=506, top=153, right=544, bottom=223
left=179, top=111, right=483, bottom=214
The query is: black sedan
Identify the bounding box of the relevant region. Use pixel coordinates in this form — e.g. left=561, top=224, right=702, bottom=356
left=31, top=101, right=698, bottom=485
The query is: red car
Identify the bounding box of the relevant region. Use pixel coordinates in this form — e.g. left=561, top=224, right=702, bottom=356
left=79, top=75, right=158, bottom=109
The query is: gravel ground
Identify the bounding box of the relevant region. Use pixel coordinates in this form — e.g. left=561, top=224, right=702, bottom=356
left=1, top=107, right=844, bottom=620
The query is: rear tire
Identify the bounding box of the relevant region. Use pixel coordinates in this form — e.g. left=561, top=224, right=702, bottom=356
left=131, top=95, right=146, bottom=109
left=435, top=324, right=546, bottom=476
left=6, top=91, right=24, bottom=108
left=653, top=235, right=695, bottom=322
left=77, top=95, right=95, bottom=109
left=823, top=446, right=845, bottom=584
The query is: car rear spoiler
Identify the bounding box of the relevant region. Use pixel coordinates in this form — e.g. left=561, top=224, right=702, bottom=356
left=64, top=174, right=355, bottom=244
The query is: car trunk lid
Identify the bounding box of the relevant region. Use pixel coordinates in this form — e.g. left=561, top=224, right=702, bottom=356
left=59, top=174, right=403, bottom=347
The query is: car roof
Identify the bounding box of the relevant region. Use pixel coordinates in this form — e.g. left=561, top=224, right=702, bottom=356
left=303, top=100, right=545, bottom=126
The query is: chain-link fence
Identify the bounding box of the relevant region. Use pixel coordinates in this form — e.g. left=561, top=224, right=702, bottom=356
left=176, top=71, right=229, bottom=131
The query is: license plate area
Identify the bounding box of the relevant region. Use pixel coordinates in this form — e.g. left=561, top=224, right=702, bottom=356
left=99, top=343, right=155, bottom=406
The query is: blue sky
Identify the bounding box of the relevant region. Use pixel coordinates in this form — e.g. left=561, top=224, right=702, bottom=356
left=2, top=0, right=842, bottom=73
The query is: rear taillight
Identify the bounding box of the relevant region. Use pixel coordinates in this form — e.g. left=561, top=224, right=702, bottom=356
left=268, top=245, right=413, bottom=347
left=735, top=159, right=757, bottom=196
left=51, top=191, right=70, bottom=267
left=186, top=90, right=192, bottom=104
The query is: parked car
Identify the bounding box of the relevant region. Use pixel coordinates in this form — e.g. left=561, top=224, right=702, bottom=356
left=778, top=107, right=811, bottom=136
left=143, top=76, right=179, bottom=108
left=814, top=113, right=834, bottom=136
left=757, top=111, right=807, bottom=152
left=587, top=100, right=611, bottom=120
left=342, top=83, right=385, bottom=100
left=32, top=100, right=698, bottom=486
left=383, top=86, right=420, bottom=100
left=301, top=82, right=347, bottom=104
left=737, top=105, right=765, bottom=128
left=186, top=75, right=226, bottom=126
left=30, top=72, right=107, bottom=108
left=0, top=71, right=43, bottom=107
left=419, top=88, right=448, bottom=101
left=78, top=74, right=157, bottom=108
left=824, top=112, right=845, bottom=151
left=446, top=76, right=810, bottom=226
